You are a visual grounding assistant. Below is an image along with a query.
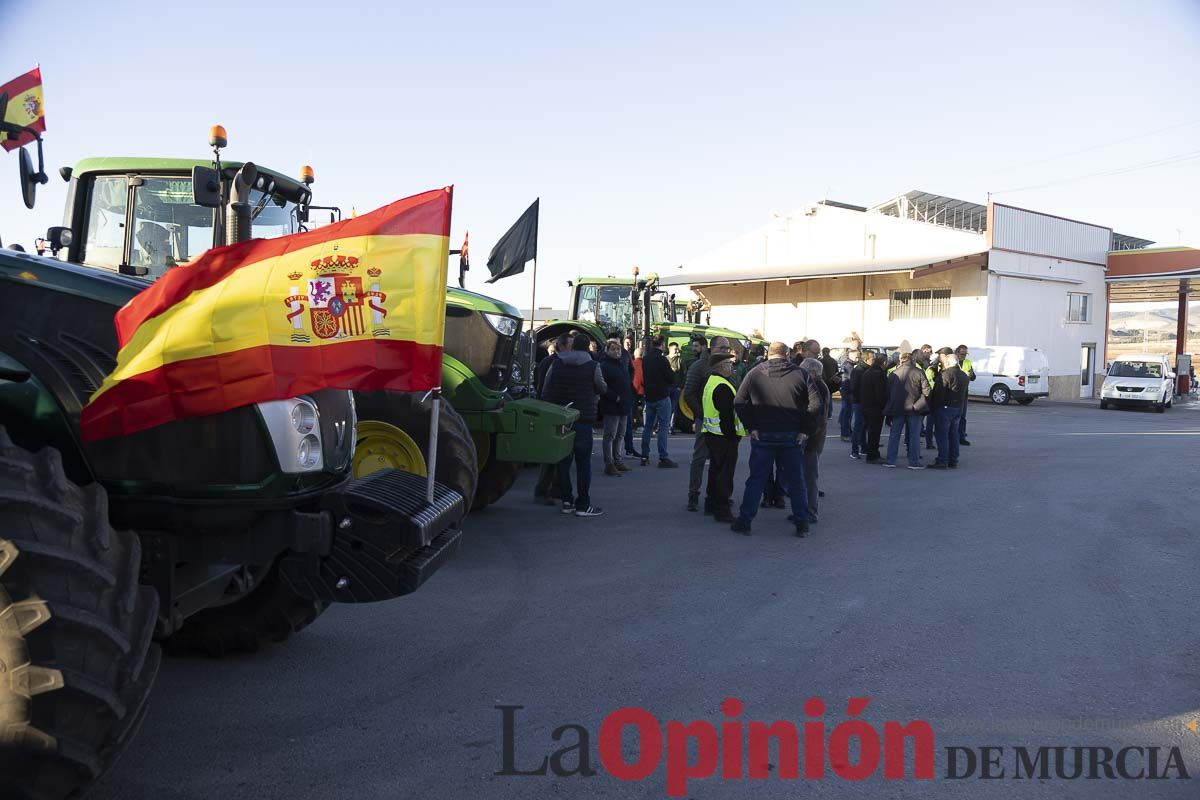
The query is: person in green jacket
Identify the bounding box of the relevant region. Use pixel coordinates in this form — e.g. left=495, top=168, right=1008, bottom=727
left=701, top=352, right=744, bottom=523
left=955, top=344, right=976, bottom=445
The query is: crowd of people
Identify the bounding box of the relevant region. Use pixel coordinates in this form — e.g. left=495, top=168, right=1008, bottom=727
left=533, top=330, right=977, bottom=536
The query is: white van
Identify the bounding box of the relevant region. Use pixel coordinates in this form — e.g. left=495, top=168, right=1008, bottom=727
left=1100, top=353, right=1175, bottom=412
left=967, top=346, right=1050, bottom=405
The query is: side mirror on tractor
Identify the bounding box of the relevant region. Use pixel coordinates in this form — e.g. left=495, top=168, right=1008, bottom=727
left=191, top=165, right=223, bottom=208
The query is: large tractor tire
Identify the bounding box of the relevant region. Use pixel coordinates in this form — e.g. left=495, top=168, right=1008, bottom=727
left=0, top=430, right=160, bottom=800
left=161, top=560, right=325, bottom=658
left=471, top=435, right=521, bottom=511
left=352, top=391, right=478, bottom=522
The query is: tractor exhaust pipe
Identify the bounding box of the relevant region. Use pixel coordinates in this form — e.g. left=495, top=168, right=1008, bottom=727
left=225, top=162, right=258, bottom=245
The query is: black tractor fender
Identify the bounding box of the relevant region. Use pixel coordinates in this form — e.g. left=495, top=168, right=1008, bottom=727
left=0, top=348, right=94, bottom=485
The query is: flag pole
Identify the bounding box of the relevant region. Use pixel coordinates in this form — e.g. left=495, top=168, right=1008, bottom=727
left=528, top=256, right=538, bottom=362
left=426, top=389, right=440, bottom=504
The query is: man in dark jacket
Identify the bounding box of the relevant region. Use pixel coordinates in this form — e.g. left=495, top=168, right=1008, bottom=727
left=599, top=339, right=633, bottom=476
left=954, top=344, right=976, bottom=445
left=857, top=351, right=887, bottom=462
left=821, top=347, right=840, bottom=399
left=883, top=351, right=931, bottom=469
left=684, top=336, right=731, bottom=511
left=731, top=341, right=817, bottom=537
left=702, top=353, right=743, bottom=523
left=533, top=341, right=561, bottom=503
left=542, top=332, right=608, bottom=516
left=640, top=334, right=679, bottom=468
left=928, top=348, right=969, bottom=469
left=848, top=355, right=868, bottom=459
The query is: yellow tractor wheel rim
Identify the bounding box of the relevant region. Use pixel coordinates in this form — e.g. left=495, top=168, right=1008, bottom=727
left=353, top=420, right=427, bottom=479
left=472, top=430, right=491, bottom=470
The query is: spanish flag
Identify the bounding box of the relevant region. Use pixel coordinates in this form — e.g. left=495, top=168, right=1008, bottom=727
left=80, top=187, right=453, bottom=442
left=0, top=67, right=45, bottom=152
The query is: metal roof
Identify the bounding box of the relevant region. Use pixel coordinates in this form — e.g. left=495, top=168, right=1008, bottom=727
left=1111, top=233, right=1155, bottom=250
left=659, top=252, right=988, bottom=287
left=870, top=190, right=988, bottom=234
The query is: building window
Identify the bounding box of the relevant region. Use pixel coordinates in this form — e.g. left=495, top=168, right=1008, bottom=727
left=1068, top=292, right=1091, bottom=323
left=889, top=288, right=951, bottom=321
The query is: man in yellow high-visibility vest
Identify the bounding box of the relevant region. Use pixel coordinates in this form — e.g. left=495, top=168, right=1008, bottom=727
left=701, top=352, right=744, bottom=523
left=955, top=345, right=976, bottom=445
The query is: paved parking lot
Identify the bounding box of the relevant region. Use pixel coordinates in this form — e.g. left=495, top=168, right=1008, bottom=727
left=94, top=399, right=1200, bottom=799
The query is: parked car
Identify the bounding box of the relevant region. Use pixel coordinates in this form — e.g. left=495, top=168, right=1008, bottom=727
left=1100, top=353, right=1175, bottom=412
left=968, top=346, right=1050, bottom=405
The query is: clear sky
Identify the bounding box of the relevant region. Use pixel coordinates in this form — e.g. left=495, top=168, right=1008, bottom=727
left=1, top=0, right=1198, bottom=315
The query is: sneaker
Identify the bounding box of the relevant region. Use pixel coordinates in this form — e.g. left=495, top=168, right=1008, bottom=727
left=882, top=463, right=897, bottom=468
left=560, top=501, right=575, bottom=514
left=615, top=462, right=632, bottom=472
left=907, top=464, right=926, bottom=471
left=959, top=439, right=971, bottom=446
left=658, top=458, right=679, bottom=469
left=687, top=495, right=699, bottom=512
left=927, top=463, right=948, bottom=470
left=795, top=522, right=810, bottom=537
left=604, top=463, right=621, bottom=477
left=574, top=505, right=604, bottom=517
left=807, top=512, right=819, bottom=524
left=849, top=452, right=861, bottom=460
left=640, top=457, right=649, bottom=467
left=731, top=519, right=752, bottom=535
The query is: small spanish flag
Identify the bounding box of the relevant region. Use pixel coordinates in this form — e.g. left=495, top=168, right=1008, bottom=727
left=0, top=67, right=45, bottom=152
left=81, top=187, right=453, bottom=442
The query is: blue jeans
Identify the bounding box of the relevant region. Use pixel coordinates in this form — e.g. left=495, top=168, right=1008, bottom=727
left=838, top=400, right=854, bottom=438
left=642, top=397, right=672, bottom=460
left=886, top=414, right=923, bottom=466
left=738, top=432, right=808, bottom=524
left=557, top=421, right=594, bottom=508
left=624, top=407, right=636, bottom=453
left=934, top=406, right=963, bottom=465
left=851, top=404, right=865, bottom=455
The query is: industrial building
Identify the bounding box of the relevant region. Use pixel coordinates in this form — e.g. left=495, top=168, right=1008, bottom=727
left=661, top=191, right=1152, bottom=400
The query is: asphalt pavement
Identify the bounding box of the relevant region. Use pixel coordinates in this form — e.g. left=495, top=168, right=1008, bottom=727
left=92, top=399, right=1200, bottom=799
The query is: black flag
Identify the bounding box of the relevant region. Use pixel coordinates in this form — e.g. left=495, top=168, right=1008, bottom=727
left=486, top=199, right=538, bottom=283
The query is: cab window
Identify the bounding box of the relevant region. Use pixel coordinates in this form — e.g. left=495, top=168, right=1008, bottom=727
left=131, top=177, right=216, bottom=278
left=81, top=176, right=128, bottom=270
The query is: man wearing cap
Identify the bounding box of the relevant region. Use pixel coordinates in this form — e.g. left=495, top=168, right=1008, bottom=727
left=731, top=341, right=817, bottom=537
left=701, top=351, right=744, bottom=523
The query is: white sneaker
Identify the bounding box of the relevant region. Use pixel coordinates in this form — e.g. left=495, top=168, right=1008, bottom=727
left=574, top=505, right=604, bottom=517
left=560, top=501, right=575, bottom=515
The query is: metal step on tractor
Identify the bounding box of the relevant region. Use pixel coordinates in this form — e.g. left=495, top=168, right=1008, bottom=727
left=0, top=128, right=464, bottom=798
left=39, top=131, right=576, bottom=514
left=533, top=270, right=764, bottom=430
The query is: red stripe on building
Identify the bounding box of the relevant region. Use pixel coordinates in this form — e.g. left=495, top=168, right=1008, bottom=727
left=114, top=187, right=453, bottom=345
left=81, top=339, right=442, bottom=441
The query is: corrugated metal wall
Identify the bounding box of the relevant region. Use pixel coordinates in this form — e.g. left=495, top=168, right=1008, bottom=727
left=991, top=204, right=1111, bottom=264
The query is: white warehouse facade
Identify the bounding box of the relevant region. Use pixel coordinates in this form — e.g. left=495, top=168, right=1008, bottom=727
left=661, top=191, right=1151, bottom=400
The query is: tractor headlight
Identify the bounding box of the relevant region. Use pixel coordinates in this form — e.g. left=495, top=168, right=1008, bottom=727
left=297, top=434, right=321, bottom=470
left=257, top=397, right=325, bottom=473
left=483, top=312, right=519, bottom=337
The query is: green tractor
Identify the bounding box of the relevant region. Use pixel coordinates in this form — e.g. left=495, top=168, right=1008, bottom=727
left=0, top=151, right=464, bottom=797
left=533, top=271, right=760, bottom=428
left=42, top=147, right=575, bottom=512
